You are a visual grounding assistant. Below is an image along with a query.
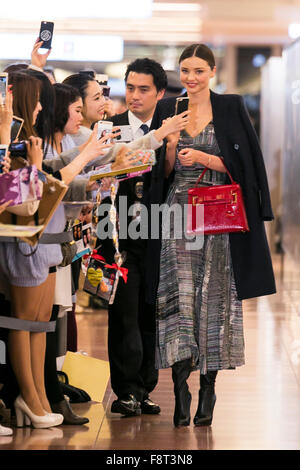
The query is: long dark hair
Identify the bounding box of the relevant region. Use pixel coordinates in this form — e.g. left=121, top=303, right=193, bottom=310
left=179, top=44, right=215, bottom=70
left=8, top=72, right=41, bottom=140
left=62, top=73, right=95, bottom=103
left=25, top=69, right=56, bottom=154
left=53, top=83, right=81, bottom=133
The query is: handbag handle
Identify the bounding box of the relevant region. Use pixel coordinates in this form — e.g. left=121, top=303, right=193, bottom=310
left=194, top=160, right=235, bottom=187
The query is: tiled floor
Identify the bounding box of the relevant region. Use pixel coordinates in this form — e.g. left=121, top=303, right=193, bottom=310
left=1, top=254, right=300, bottom=450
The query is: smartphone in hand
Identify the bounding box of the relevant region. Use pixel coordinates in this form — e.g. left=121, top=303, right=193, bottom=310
left=97, top=121, right=113, bottom=143
left=0, top=73, right=8, bottom=106
left=39, top=21, right=54, bottom=49
left=11, top=116, right=24, bottom=142
left=0, top=145, right=8, bottom=174
left=113, top=125, right=133, bottom=143
left=175, top=97, right=189, bottom=115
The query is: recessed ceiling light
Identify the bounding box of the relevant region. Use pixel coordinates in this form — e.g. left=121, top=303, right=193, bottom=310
left=288, top=23, right=300, bottom=39
left=153, top=3, right=202, bottom=12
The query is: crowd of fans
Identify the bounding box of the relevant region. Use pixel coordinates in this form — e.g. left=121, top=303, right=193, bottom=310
left=0, top=38, right=188, bottom=435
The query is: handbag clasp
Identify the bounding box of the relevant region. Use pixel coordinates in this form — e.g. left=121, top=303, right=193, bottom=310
left=231, top=191, right=238, bottom=204
left=192, top=196, right=203, bottom=205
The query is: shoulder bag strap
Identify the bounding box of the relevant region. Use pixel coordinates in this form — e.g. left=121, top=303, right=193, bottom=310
left=11, top=211, right=40, bottom=257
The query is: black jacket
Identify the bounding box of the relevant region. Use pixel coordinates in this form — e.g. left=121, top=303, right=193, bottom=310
left=145, top=90, right=276, bottom=303
left=100, top=111, right=146, bottom=262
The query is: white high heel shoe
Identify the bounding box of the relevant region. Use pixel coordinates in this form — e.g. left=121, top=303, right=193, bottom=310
left=43, top=410, right=64, bottom=426
left=0, top=424, right=13, bottom=436
left=14, top=396, right=63, bottom=429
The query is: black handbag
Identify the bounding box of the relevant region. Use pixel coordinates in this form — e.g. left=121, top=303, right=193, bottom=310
left=57, top=371, right=91, bottom=403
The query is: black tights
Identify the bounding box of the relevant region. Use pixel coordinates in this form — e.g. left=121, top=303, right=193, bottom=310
left=44, top=305, right=64, bottom=404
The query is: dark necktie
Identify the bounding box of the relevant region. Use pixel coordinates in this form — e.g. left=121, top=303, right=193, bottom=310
left=140, top=124, right=149, bottom=135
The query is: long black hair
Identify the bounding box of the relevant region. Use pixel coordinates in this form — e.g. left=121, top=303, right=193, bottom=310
left=53, top=83, right=81, bottom=133
left=25, top=69, right=56, bottom=155
left=62, top=73, right=95, bottom=103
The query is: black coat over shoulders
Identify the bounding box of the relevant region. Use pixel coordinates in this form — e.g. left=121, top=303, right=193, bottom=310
left=145, top=90, right=276, bottom=303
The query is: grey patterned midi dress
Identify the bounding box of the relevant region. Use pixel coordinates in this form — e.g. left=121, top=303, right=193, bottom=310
left=156, top=123, right=245, bottom=374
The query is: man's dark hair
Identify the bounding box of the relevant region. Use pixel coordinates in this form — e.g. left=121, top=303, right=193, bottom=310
left=125, top=58, right=167, bottom=92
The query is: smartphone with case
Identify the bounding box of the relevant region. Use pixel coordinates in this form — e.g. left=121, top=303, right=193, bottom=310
left=10, top=116, right=24, bottom=142
left=0, top=73, right=8, bottom=106
left=175, top=96, right=189, bottom=115
left=114, top=125, right=133, bottom=143
left=39, top=21, right=54, bottom=49
left=0, top=145, right=8, bottom=174
left=97, top=121, right=113, bottom=143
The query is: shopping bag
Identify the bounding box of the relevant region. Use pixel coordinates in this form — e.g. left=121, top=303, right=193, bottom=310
left=61, top=351, right=110, bottom=402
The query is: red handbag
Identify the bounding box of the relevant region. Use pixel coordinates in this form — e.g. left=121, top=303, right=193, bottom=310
left=187, top=164, right=250, bottom=235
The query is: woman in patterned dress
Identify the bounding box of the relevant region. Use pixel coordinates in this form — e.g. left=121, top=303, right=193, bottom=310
left=154, top=44, right=275, bottom=427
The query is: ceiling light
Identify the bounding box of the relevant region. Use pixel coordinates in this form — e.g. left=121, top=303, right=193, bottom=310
left=0, top=33, right=123, bottom=62
left=0, top=0, right=152, bottom=19
left=288, top=23, right=300, bottom=39
left=153, top=3, right=202, bottom=12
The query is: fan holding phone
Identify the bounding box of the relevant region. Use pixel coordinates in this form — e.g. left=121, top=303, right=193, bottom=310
left=30, top=21, right=54, bottom=73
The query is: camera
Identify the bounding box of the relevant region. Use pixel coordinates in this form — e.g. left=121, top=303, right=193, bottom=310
left=8, top=141, right=27, bottom=158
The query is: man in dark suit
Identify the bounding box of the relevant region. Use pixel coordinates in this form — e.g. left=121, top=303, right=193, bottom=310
left=101, top=58, right=167, bottom=416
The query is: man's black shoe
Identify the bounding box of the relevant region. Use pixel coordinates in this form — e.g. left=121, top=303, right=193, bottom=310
left=141, top=398, right=161, bottom=415
left=111, top=394, right=141, bottom=416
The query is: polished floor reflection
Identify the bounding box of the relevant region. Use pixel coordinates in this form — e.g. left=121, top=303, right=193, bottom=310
left=1, top=254, right=300, bottom=450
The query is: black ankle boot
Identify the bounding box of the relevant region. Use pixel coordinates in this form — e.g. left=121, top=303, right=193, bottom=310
left=194, top=370, right=217, bottom=426
left=51, top=398, right=89, bottom=425
left=172, top=359, right=192, bottom=427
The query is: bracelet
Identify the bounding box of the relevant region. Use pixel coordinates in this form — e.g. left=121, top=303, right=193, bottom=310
left=206, top=155, right=212, bottom=168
